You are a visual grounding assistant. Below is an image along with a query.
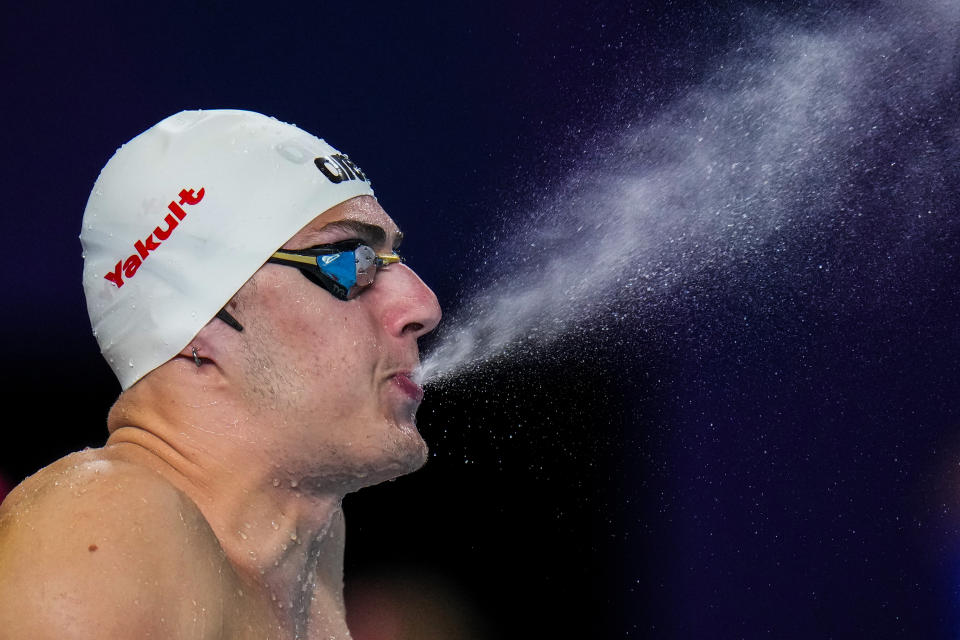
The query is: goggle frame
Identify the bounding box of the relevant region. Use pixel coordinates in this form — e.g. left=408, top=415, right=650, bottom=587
left=215, top=240, right=403, bottom=333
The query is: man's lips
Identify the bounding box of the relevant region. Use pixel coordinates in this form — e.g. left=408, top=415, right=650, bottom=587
left=392, top=372, right=424, bottom=403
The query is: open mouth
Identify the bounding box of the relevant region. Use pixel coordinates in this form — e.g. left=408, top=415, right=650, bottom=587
left=392, top=372, right=424, bottom=403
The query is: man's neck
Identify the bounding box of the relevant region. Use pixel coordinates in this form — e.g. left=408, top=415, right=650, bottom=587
left=105, top=390, right=353, bottom=639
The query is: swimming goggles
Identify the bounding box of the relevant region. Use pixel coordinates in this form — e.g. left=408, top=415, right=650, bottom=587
left=215, top=240, right=402, bottom=333
left=268, top=240, right=403, bottom=300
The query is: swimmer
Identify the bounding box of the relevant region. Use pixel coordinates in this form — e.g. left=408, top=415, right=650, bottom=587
left=0, top=110, right=441, bottom=639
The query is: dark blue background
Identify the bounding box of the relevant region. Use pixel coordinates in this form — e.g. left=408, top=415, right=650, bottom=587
left=3, top=1, right=959, bottom=637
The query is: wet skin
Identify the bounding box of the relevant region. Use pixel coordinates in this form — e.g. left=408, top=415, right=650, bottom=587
left=0, top=196, right=442, bottom=639
left=225, top=195, right=441, bottom=490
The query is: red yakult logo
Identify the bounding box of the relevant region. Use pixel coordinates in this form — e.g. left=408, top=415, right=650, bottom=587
left=104, top=187, right=205, bottom=288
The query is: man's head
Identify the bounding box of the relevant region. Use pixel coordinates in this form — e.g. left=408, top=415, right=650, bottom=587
left=81, top=110, right=441, bottom=485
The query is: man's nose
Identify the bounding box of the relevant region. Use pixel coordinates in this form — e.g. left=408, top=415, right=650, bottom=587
left=380, top=264, right=442, bottom=339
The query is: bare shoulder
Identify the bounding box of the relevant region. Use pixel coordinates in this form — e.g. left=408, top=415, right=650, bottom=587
left=0, top=449, right=231, bottom=639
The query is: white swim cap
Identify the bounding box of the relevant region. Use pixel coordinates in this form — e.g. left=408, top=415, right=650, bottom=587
left=81, top=109, right=375, bottom=389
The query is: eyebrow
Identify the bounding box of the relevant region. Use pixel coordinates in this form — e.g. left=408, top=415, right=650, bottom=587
left=300, top=220, right=403, bottom=250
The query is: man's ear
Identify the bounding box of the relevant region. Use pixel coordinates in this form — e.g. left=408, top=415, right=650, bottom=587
left=175, top=314, right=236, bottom=367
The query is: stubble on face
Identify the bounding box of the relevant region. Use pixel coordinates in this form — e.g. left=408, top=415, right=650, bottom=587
left=226, top=252, right=429, bottom=492
left=230, top=278, right=306, bottom=411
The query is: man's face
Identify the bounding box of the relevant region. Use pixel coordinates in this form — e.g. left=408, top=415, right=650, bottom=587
left=229, top=195, right=441, bottom=490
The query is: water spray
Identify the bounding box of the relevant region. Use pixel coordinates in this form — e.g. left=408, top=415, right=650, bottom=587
left=415, top=2, right=959, bottom=386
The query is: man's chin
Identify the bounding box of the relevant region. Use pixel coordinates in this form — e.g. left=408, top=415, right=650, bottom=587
left=331, top=432, right=428, bottom=492
left=381, top=428, right=429, bottom=477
